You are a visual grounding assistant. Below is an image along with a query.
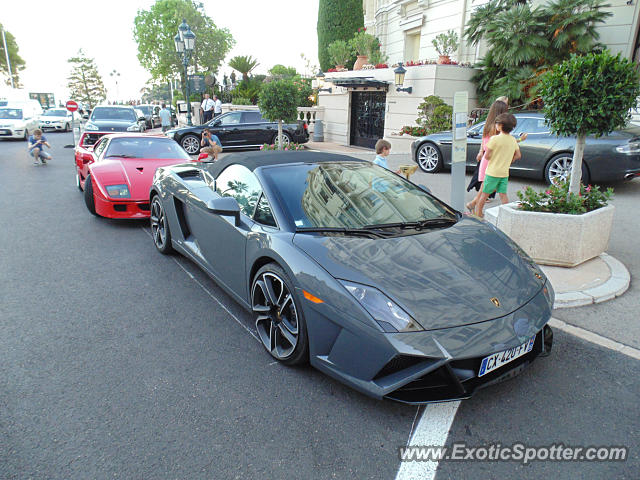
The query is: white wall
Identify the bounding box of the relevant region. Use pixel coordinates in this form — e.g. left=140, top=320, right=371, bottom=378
left=319, top=64, right=477, bottom=150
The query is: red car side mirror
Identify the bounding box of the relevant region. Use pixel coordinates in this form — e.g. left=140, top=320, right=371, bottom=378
left=196, top=153, right=209, bottom=162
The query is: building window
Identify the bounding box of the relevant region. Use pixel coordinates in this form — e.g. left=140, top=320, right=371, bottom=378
left=404, top=30, right=421, bottom=62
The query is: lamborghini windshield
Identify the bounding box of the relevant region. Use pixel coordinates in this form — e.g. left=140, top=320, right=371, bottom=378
left=262, top=162, right=456, bottom=229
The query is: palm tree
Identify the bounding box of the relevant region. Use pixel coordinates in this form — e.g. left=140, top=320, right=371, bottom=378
left=228, top=55, right=259, bottom=82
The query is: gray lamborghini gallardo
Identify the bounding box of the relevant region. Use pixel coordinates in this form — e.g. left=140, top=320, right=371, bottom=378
left=148, top=151, right=554, bottom=404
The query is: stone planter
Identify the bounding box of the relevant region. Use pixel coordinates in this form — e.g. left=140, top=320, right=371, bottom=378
left=485, top=202, right=615, bottom=267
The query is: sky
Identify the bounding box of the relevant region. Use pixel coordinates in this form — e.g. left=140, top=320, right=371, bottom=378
left=1, top=0, right=320, bottom=104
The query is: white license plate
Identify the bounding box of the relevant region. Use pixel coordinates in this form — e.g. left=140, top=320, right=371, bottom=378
left=0, top=129, right=10, bottom=135
left=478, top=336, right=536, bottom=377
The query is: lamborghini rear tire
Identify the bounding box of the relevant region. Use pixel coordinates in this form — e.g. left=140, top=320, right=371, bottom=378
left=150, top=195, right=174, bottom=254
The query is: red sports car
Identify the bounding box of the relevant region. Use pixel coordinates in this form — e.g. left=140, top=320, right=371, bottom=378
left=75, top=131, right=110, bottom=190
left=80, top=133, right=195, bottom=219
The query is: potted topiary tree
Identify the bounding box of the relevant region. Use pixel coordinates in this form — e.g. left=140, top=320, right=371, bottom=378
left=486, top=51, right=640, bottom=267
left=350, top=27, right=379, bottom=70
left=327, top=40, right=353, bottom=71
left=539, top=51, right=640, bottom=195
left=258, top=79, right=299, bottom=150
left=432, top=30, right=458, bottom=64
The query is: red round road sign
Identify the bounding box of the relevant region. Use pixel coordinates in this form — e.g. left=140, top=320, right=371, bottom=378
left=66, top=100, right=79, bottom=112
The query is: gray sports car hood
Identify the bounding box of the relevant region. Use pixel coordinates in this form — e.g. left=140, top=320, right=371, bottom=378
left=293, top=219, right=544, bottom=330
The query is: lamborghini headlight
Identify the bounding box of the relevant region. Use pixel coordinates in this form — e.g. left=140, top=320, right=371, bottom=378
left=105, top=184, right=130, bottom=198
left=340, top=280, right=423, bottom=332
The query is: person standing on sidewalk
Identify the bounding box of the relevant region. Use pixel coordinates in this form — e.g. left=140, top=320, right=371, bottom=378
left=158, top=104, right=172, bottom=132
left=213, top=95, right=222, bottom=118
left=201, top=93, right=215, bottom=123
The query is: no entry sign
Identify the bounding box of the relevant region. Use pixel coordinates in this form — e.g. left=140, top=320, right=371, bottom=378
left=66, top=100, right=79, bottom=112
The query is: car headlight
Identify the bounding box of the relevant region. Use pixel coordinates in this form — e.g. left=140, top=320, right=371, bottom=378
left=84, top=123, right=99, bottom=131
left=105, top=184, right=131, bottom=198
left=127, top=124, right=141, bottom=132
left=340, top=280, right=423, bottom=332
left=616, top=142, right=640, bottom=154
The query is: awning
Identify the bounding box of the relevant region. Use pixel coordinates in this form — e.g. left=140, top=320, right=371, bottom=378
left=326, top=77, right=390, bottom=90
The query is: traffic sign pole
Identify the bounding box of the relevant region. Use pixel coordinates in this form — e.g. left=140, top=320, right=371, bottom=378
left=66, top=101, right=79, bottom=146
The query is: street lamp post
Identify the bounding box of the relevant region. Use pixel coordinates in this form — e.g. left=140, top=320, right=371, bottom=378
left=174, top=19, right=196, bottom=126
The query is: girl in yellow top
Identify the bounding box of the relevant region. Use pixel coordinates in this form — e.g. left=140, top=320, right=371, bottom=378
left=475, top=113, right=521, bottom=218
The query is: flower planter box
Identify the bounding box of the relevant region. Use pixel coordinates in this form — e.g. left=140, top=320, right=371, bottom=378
left=485, top=202, right=615, bottom=267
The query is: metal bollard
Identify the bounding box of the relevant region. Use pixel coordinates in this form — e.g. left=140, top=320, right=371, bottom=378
left=313, top=119, right=324, bottom=142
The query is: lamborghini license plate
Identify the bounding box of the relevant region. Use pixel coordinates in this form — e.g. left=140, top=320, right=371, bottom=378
left=478, top=336, right=535, bottom=377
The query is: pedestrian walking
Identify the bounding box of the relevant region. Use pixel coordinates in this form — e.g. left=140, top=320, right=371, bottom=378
left=201, top=93, right=215, bottom=123
left=28, top=129, right=52, bottom=165
left=158, top=103, right=172, bottom=132
left=475, top=113, right=521, bottom=218
left=465, top=100, right=508, bottom=211
left=213, top=95, right=222, bottom=117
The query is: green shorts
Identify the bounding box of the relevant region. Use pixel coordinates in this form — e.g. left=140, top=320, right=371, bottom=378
left=482, top=174, right=508, bottom=194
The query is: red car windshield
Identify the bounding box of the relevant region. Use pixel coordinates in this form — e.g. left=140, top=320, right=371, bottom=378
left=104, top=137, right=191, bottom=160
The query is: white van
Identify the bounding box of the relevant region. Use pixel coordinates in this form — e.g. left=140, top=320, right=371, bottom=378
left=0, top=100, right=44, bottom=140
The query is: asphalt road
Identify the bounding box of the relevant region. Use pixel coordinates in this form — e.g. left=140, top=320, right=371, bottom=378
left=0, top=134, right=638, bottom=479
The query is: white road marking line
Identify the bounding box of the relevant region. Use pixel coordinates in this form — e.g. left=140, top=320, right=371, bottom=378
left=549, top=317, right=640, bottom=360
left=395, top=401, right=461, bottom=480
left=140, top=226, right=260, bottom=343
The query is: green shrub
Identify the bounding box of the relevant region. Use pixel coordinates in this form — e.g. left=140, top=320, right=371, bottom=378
left=432, top=30, right=458, bottom=57
left=231, top=96, right=251, bottom=105
left=350, top=29, right=379, bottom=56
left=327, top=40, right=353, bottom=67
left=517, top=180, right=613, bottom=214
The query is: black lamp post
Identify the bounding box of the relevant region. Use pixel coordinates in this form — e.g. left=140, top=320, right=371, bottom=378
left=394, top=62, right=412, bottom=94
left=174, top=19, right=196, bottom=126
left=315, top=70, right=332, bottom=93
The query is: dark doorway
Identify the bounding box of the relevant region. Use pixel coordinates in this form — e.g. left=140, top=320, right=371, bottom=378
left=350, top=91, right=386, bottom=149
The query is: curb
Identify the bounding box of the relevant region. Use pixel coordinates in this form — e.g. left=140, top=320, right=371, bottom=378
left=553, top=253, right=630, bottom=309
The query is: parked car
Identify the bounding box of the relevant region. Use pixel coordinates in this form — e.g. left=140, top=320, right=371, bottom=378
left=165, top=110, right=309, bottom=155
left=0, top=100, right=43, bottom=140
left=134, top=109, right=147, bottom=132
left=411, top=111, right=640, bottom=184
left=137, top=104, right=161, bottom=129
left=81, top=134, right=194, bottom=219
left=84, top=105, right=145, bottom=133
left=148, top=151, right=554, bottom=402
left=38, top=108, right=82, bottom=132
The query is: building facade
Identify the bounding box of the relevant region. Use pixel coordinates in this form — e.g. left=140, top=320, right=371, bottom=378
left=317, top=0, right=640, bottom=151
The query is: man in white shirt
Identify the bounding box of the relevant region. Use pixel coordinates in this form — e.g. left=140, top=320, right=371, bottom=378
left=201, top=93, right=215, bottom=123
left=213, top=95, right=223, bottom=117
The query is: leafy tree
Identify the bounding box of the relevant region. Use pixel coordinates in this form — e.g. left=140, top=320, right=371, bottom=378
left=231, top=77, right=263, bottom=105
left=268, top=64, right=298, bottom=77
left=466, top=0, right=611, bottom=106
left=134, top=0, right=234, bottom=96
left=228, top=55, right=259, bottom=82
left=539, top=51, right=640, bottom=194
left=258, top=79, right=299, bottom=150
left=67, top=50, right=107, bottom=109
left=317, top=0, right=363, bottom=71
left=0, top=23, right=25, bottom=87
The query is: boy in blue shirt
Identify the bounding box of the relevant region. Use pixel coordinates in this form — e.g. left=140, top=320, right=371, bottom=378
left=28, top=129, right=52, bottom=165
